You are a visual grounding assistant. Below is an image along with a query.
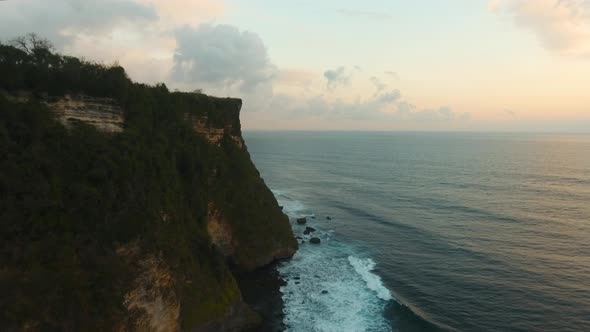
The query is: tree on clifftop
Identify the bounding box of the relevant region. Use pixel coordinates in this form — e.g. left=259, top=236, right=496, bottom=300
left=10, top=33, right=54, bottom=55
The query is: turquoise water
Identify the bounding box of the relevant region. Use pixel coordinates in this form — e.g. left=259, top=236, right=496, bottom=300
left=244, top=132, right=590, bottom=332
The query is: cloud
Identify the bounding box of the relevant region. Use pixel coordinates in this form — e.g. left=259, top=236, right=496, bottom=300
left=490, top=0, right=590, bottom=56
left=0, top=1, right=467, bottom=129
left=0, top=0, right=158, bottom=46
left=395, top=103, right=470, bottom=122
left=324, top=66, right=354, bottom=89
left=262, top=87, right=468, bottom=125
left=384, top=71, right=399, bottom=79
left=336, top=9, right=392, bottom=20
left=172, top=24, right=277, bottom=94
left=370, top=76, right=387, bottom=95
left=0, top=0, right=228, bottom=86
left=136, top=0, right=225, bottom=26
left=376, top=90, right=401, bottom=104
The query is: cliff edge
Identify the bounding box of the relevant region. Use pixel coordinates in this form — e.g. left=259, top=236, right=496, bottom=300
left=0, top=41, right=296, bottom=331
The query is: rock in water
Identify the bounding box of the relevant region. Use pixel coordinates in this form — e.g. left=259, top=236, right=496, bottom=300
left=303, top=226, right=316, bottom=235
left=310, top=237, right=321, bottom=244
left=326, top=216, right=332, bottom=220
left=296, top=217, right=307, bottom=225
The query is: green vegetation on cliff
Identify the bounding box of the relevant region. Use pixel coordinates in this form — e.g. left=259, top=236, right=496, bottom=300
left=0, top=36, right=295, bottom=331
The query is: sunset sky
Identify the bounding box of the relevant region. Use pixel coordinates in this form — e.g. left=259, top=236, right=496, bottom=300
left=1, top=0, right=589, bottom=132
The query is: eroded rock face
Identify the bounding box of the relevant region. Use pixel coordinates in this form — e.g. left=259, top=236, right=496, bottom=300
left=188, top=114, right=244, bottom=148
left=207, top=201, right=297, bottom=270
left=47, top=95, right=124, bottom=133
left=0, top=91, right=125, bottom=133
left=207, top=203, right=236, bottom=258
left=123, top=255, right=180, bottom=332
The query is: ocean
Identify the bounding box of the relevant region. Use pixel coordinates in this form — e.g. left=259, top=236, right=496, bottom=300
left=243, top=132, right=590, bottom=332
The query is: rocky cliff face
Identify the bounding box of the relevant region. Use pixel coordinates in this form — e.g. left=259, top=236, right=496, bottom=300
left=0, top=91, right=125, bottom=133
left=188, top=113, right=244, bottom=148
left=47, top=95, right=124, bottom=133
left=187, top=97, right=298, bottom=270
left=42, top=92, right=297, bottom=270
left=0, top=42, right=299, bottom=332
left=1, top=60, right=296, bottom=331
left=23, top=92, right=295, bottom=331
left=41, top=92, right=297, bottom=268
left=123, top=254, right=180, bottom=332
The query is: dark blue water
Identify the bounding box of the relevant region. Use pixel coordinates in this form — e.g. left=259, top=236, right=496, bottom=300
left=244, top=132, right=590, bottom=332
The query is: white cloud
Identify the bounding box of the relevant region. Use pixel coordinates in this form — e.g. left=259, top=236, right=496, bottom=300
left=136, top=0, right=224, bottom=26
left=384, top=71, right=399, bottom=80
left=490, top=0, right=590, bottom=56
left=256, top=87, right=467, bottom=126
left=324, top=66, right=356, bottom=90
left=0, top=1, right=467, bottom=129
left=370, top=76, right=387, bottom=95
left=172, top=24, right=276, bottom=92
left=171, top=24, right=277, bottom=112
left=0, top=0, right=228, bottom=85
left=0, top=0, right=158, bottom=46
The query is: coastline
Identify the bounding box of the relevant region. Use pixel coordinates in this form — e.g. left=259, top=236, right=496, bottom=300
left=234, top=262, right=287, bottom=332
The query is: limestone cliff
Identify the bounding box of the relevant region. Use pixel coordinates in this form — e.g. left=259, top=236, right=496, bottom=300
left=0, top=66, right=296, bottom=332
left=39, top=91, right=297, bottom=270
left=182, top=95, right=298, bottom=270
left=47, top=95, right=124, bottom=133
left=1, top=41, right=298, bottom=331
left=0, top=91, right=124, bottom=133
left=76, top=93, right=295, bottom=330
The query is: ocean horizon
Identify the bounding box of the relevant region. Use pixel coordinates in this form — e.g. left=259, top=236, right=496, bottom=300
left=245, top=131, right=590, bottom=332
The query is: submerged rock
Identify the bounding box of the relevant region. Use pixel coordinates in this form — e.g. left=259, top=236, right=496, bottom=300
left=310, top=237, right=321, bottom=244
left=303, top=226, right=316, bottom=235
left=326, top=216, right=332, bottom=220
left=296, top=217, right=307, bottom=225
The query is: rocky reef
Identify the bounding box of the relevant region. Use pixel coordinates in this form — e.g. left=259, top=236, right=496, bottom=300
left=0, top=42, right=296, bottom=332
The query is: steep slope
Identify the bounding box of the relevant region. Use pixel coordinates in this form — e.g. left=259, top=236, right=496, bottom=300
left=0, top=42, right=296, bottom=331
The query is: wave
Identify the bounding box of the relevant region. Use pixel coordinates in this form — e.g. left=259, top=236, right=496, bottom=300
left=274, top=189, right=393, bottom=332
left=348, top=256, right=394, bottom=301
left=273, top=189, right=314, bottom=218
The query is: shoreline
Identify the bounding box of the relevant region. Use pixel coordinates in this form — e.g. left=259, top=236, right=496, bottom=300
left=234, top=262, right=287, bottom=332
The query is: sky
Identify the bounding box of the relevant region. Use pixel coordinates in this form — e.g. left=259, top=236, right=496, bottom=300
left=1, top=0, right=589, bottom=132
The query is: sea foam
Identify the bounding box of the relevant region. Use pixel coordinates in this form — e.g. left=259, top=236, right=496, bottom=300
left=275, top=190, right=393, bottom=332
left=348, top=256, right=393, bottom=301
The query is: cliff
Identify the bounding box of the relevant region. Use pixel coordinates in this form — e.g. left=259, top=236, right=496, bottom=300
left=0, top=42, right=296, bottom=331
